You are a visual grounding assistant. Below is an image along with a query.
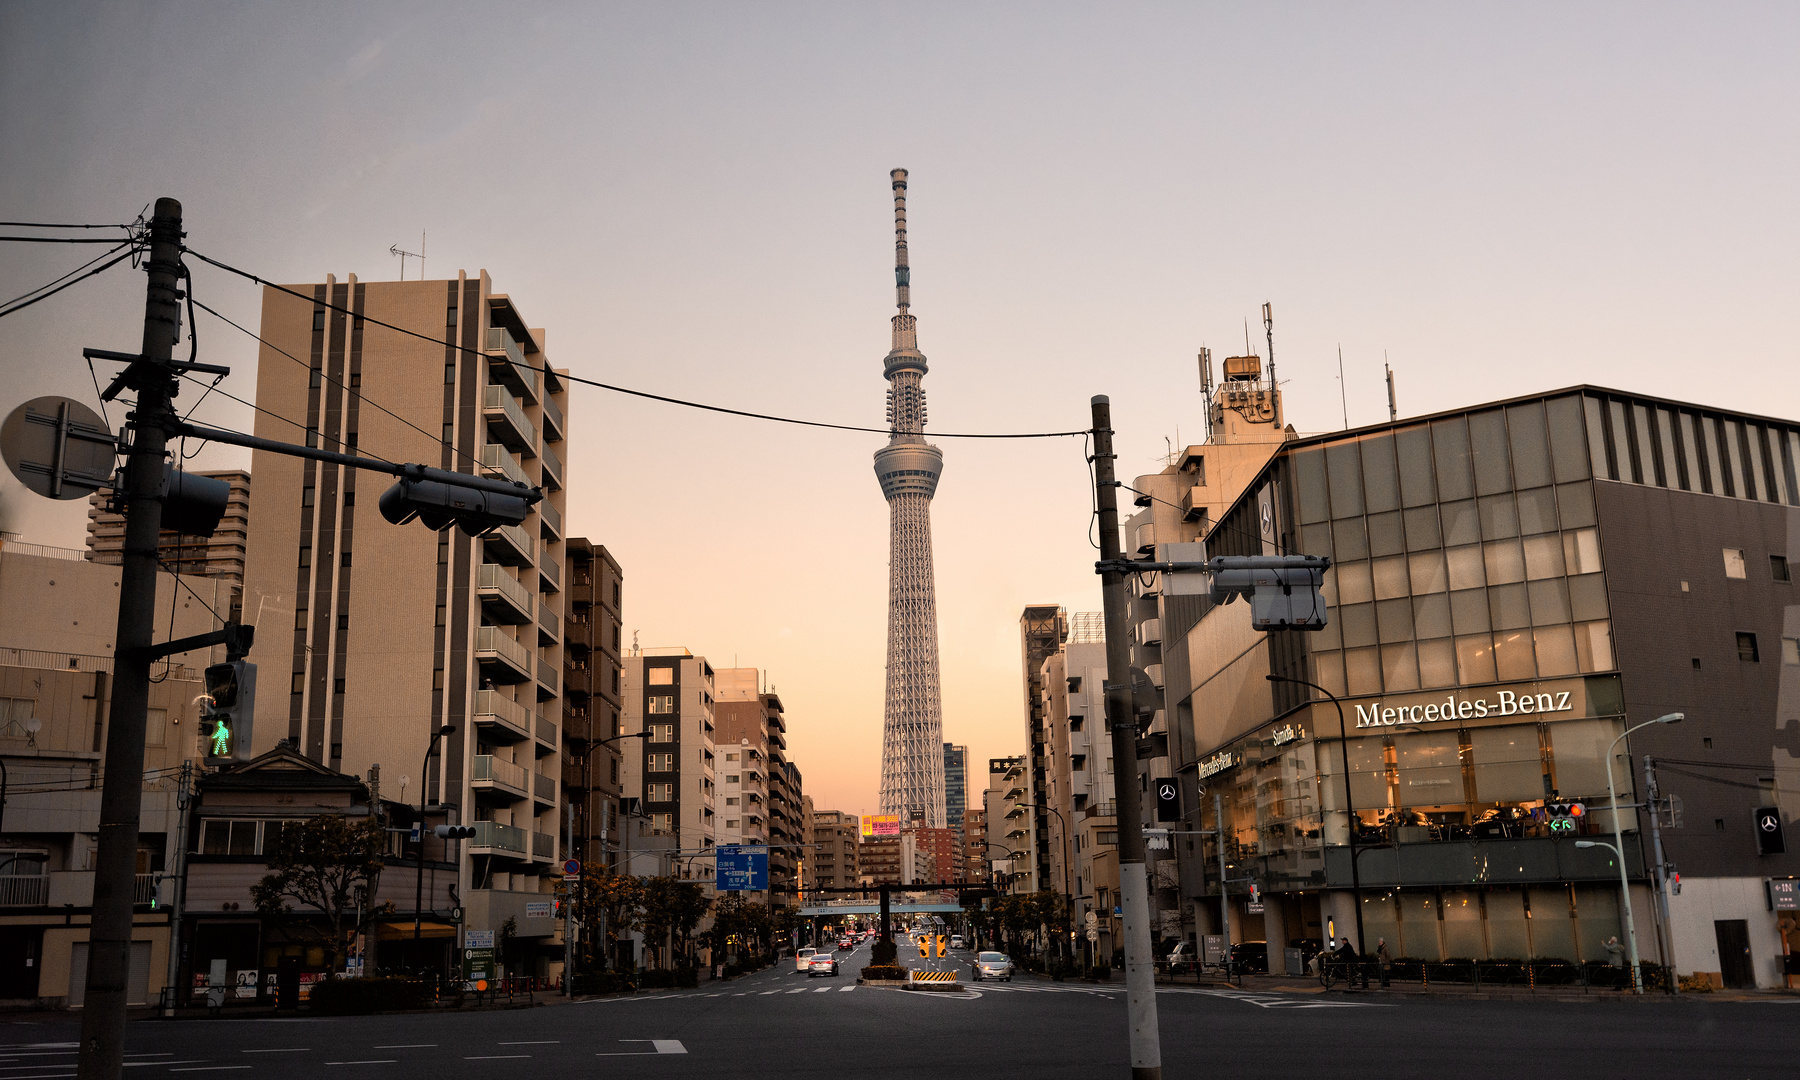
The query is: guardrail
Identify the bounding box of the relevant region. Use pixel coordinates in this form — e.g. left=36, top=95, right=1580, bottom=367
left=0, top=876, right=48, bottom=906
left=471, top=820, right=528, bottom=855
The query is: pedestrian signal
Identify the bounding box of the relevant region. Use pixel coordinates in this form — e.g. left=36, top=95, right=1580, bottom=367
left=201, top=660, right=256, bottom=762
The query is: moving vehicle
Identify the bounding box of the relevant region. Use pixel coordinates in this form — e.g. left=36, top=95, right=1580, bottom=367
left=837, top=937, right=854, bottom=950
left=808, top=952, right=840, bottom=977
left=795, top=947, right=817, bottom=972
left=972, top=951, right=1014, bottom=982
left=1229, top=940, right=1269, bottom=974
left=949, top=934, right=964, bottom=950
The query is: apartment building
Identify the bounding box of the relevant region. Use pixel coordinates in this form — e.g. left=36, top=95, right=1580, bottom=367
left=983, top=756, right=1027, bottom=893
left=943, top=743, right=969, bottom=829
left=86, top=470, right=251, bottom=619
left=562, top=539, right=624, bottom=869
left=713, top=669, right=776, bottom=883
left=860, top=833, right=932, bottom=887
left=620, top=651, right=717, bottom=885
left=1035, top=623, right=1121, bottom=959
left=238, top=272, right=571, bottom=956
left=810, top=810, right=860, bottom=891
left=961, top=807, right=987, bottom=885
left=1018, top=607, right=1066, bottom=894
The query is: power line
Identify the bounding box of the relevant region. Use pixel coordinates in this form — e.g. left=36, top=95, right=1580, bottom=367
left=0, top=239, right=137, bottom=311
left=169, top=371, right=398, bottom=466
left=183, top=248, right=1088, bottom=441
left=0, top=244, right=140, bottom=320
left=0, top=221, right=132, bottom=230
left=0, top=235, right=129, bottom=244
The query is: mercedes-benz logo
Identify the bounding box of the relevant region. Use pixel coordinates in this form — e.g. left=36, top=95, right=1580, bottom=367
left=1761, top=815, right=1780, bottom=831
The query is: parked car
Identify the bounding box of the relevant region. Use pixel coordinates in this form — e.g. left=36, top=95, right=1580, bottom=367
left=1229, top=941, right=1269, bottom=974
left=972, top=951, right=1014, bottom=982
left=808, top=952, right=840, bottom=977
left=795, top=947, right=817, bottom=972
left=1164, top=942, right=1200, bottom=973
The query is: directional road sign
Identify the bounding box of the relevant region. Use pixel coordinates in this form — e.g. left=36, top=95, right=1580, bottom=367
left=1, top=396, right=115, bottom=500
left=716, top=844, right=769, bottom=891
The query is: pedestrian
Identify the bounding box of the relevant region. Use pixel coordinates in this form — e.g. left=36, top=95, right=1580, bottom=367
left=1603, top=935, right=1625, bottom=988
left=1376, top=937, right=1392, bottom=988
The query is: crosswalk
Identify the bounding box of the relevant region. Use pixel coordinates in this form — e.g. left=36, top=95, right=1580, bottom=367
left=976, top=982, right=1121, bottom=998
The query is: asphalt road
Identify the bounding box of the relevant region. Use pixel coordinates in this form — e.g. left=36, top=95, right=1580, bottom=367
left=5, top=941, right=1795, bottom=1080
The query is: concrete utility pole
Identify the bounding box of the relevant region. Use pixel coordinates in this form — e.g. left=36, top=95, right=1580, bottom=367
left=1090, top=395, right=1162, bottom=1080
left=78, top=198, right=183, bottom=1080
left=1215, top=792, right=1232, bottom=963
left=160, top=760, right=194, bottom=1018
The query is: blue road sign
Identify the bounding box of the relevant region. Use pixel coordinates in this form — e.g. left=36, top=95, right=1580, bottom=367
left=716, top=844, right=769, bottom=891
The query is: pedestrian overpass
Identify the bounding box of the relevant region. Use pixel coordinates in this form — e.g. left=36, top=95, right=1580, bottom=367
left=797, top=900, right=964, bottom=916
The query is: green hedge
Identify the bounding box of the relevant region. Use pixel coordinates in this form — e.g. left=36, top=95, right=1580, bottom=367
left=306, top=977, right=434, bottom=1015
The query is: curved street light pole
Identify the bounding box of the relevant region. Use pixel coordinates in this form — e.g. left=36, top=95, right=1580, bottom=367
left=1603, top=712, right=1683, bottom=993
left=1266, top=674, right=1365, bottom=954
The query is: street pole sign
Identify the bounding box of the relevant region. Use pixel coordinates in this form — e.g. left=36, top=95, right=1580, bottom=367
left=563, top=858, right=582, bottom=882
left=716, top=844, right=769, bottom=891
left=1, top=396, right=115, bottom=500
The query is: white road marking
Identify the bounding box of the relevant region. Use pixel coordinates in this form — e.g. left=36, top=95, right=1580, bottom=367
left=325, top=1062, right=397, bottom=1067
left=240, top=1050, right=310, bottom=1054
left=370, top=1046, right=433, bottom=1050
left=462, top=1056, right=529, bottom=1061
left=170, top=1068, right=252, bottom=1073
left=594, top=1040, right=687, bottom=1057
left=838, top=985, right=856, bottom=992
left=497, top=1042, right=558, bottom=1046
left=1161, top=987, right=1391, bottom=1009
left=813, top=987, right=831, bottom=993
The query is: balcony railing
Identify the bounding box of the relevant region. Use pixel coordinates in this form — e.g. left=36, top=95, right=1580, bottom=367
left=481, top=385, right=538, bottom=456
left=536, top=663, right=558, bottom=695
left=472, top=689, right=531, bottom=742
left=484, top=328, right=540, bottom=403
left=532, top=831, right=556, bottom=859
left=0, top=876, right=48, bottom=907
left=535, top=713, right=558, bottom=747
left=533, top=771, right=557, bottom=804
left=536, top=604, right=560, bottom=647
left=474, top=626, right=531, bottom=683
left=470, top=820, right=528, bottom=855
left=541, top=444, right=563, bottom=491
left=538, top=555, right=560, bottom=593
left=479, top=444, right=531, bottom=487
left=472, top=754, right=529, bottom=798
left=477, top=563, right=533, bottom=625
left=482, top=521, right=533, bottom=567
left=540, top=392, right=564, bottom=443
left=539, top=499, right=562, bottom=541
left=1086, top=801, right=1117, bottom=819
left=133, top=873, right=158, bottom=906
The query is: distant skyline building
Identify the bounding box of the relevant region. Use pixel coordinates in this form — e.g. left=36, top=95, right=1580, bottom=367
left=875, top=168, right=948, bottom=829
left=943, top=742, right=968, bottom=829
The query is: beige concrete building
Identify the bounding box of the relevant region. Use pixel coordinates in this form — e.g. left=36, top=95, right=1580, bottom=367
left=562, top=539, right=624, bottom=869
left=809, top=810, right=860, bottom=892
left=85, top=470, right=251, bottom=619
left=983, top=756, right=1027, bottom=893
left=620, top=651, right=716, bottom=886
left=237, top=273, right=571, bottom=961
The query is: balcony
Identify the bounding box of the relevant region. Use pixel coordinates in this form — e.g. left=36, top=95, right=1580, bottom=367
left=533, top=771, right=557, bottom=806
left=534, top=713, right=558, bottom=753
left=475, top=626, right=532, bottom=684
left=532, top=831, right=556, bottom=860
left=536, top=604, right=560, bottom=647
left=481, top=385, right=538, bottom=457
left=472, top=754, right=530, bottom=801
left=541, top=444, right=563, bottom=492
left=1136, top=618, right=1162, bottom=647
left=540, top=392, right=564, bottom=444
left=0, top=876, right=47, bottom=906
left=536, top=661, right=558, bottom=700
left=479, top=444, right=531, bottom=488
left=133, top=874, right=158, bottom=906
left=482, top=521, right=533, bottom=567
left=472, top=689, right=532, bottom=743
left=470, top=820, right=529, bottom=857
left=538, top=554, right=560, bottom=594
left=484, top=328, right=539, bottom=404
left=477, top=563, right=533, bottom=626
left=539, top=499, right=562, bottom=541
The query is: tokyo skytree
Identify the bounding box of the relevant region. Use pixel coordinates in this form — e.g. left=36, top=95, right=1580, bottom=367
left=875, top=168, right=947, bottom=830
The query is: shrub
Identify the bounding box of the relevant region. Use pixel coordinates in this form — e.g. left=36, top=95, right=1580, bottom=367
left=306, top=977, right=434, bottom=1015
left=870, top=938, right=898, bottom=966
left=860, top=964, right=908, bottom=981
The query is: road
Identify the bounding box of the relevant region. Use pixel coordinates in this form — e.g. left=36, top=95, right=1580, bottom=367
left=5, top=940, right=1795, bottom=1080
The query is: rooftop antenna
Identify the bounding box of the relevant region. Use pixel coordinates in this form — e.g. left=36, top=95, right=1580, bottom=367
left=1263, top=301, right=1279, bottom=428
left=388, top=231, right=424, bottom=280
left=1197, top=347, right=1214, bottom=442
left=1337, top=344, right=1349, bottom=429
left=1385, top=352, right=1397, bottom=422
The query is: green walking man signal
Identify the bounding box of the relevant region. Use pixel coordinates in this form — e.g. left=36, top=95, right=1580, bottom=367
left=202, top=660, right=257, bottom=762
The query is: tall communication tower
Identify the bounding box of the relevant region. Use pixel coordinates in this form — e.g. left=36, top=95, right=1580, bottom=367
left=874, top=168, right=947, bottom=829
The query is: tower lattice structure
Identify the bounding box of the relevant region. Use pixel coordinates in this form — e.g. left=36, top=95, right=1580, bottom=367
left=874, top=168, right=948, bottom=830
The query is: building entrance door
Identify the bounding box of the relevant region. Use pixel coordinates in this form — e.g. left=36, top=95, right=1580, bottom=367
left=1714, top=920, right=1754, bottom=988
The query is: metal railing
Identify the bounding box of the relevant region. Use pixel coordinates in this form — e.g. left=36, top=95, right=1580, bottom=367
left=536, top=605, right=560, bottom=643
left=535, top=713, right=558, bottom=746
left=0, top=647, right=201, bottom=681
left=479, top=444, right=531, bottom=487
left=133, top=873, right=158, bottom=906
left=1313, top=956, right=1670, bottom=994
left=1086, top=802, right=1117, bottom=819
left=540, top=393, right=563, bottom=441
left=481, top=385, right=538, bottom=455
left=477, top=563, right=533, bottom=619
left=538, top=499, right=562, bottom=539
left=540, top=444, right=563, bottom=490
left=470, top=820, right=528, bottom=854
left=484, top=328, right=540, bottom=402
left=536, top=663, right=558, bottom=694
left=538, top=555, right=560, bottom=591
left=483, top=522, right=533, bottom=565
left=0, top=876, right=48, bottom=906
left=472, top=754, right=529, bottom=795
left=532, top=831, right=556, bottom=859
left=472, top=689, right=531, bottom=741
left=534, top=772, right=556, bottom=802
left=475, top=626, right=532, bottom=677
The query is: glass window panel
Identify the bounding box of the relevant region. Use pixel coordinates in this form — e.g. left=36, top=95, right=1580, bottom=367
left=1442, top=890, right=1486, bottom=958
left=1360, top=893, right=1401, bottom=952
left=1726, top=419, right=1751, bottom=500
left=1432, top=417, right=1474, bottom=501
left=1657, top=408, right=1682, bottom=490
left=1345, top=647, right=1383, bottom=696
left=1633, top=403, right=1660, bottom=486
left=1337, top=562, right=1374, bottom=605
left=1483, top=539, right=1526, bottom=584
left=1549, top=718, right=1625, bottom=803
left=1450, top=588, right=1491, bottom=634
left=1478, top=494, right=1519, bottom=539
left=1313, top=651, right=1347, bottom=700
left=1529, top=886, right=1579, bottom=963
left=1326, top=441, right=1365, bottom=518
left=229, top=821, right=258, bottom=856
left=1568, top=573, right=1609, bottom=622
left=1608, top=400, right=1637, bottom=483
left=1492, top=629, right=1536, bottom=680
left=1534, top=625, right=1579, bottom=677
left=1767, top=426, right=1791, bottom=505
left=1396, top=425, right=1437, bottom=507
left=1293, top=448, right=1330, bottom=524
left=1786, top=431, right=1800, bottom=506
left=1488, top=583, right=1531, bottom=630
left=1381, top=643, right=1420, bottom=692
left=1409, top=550, right=1449, bottom=595
left=1527, top=578, right=1571, bottom=624
left=1372, top=556, right=1410, bottom=600
left=1413, top=593, right=1452, bottom=639
left=1455, top=633, right=1497, bottom=684
left=1397, top=729, right=1461, bottom=806
left=1575, top=885, right=1622, bottom=965
left=1376, top=598, right=1414, bottom=642
left=1748, top=424, right=1772, bottom=502
left=1446, top=545, right=1487, bottom=591
left=1313, top=607, right=1342, bottom=649
left=1469, top=726, right=1544, bottom=804
left=1299, top=523, right=1333, bottom=560
left=1340, top=602, right=1377, bottom=648
left=202, top=820, right=230, bottom=855
left=1522, top=534, right=1566, bottom=580
left=1333, top=518, right=1369, bottom=561
left=1417, top=638, right=1457, bottom=688
left=1583, top=396, right=1613, bottom=481
left=1556, top=482, right=1595, bottom=528
left=1400, top=894, right=1445, bottom=961
left=1361, top=434, right=1401, bottom=514
left=1403, top=506, right=1441, bottom=550
left=1574, top=620, right=1614, bottom=672
left=1487, top=889, right=1532, bottom=960
left=1368, top=511, right=1405, bottom=557
left=1442, top=500, right=1480, bottom=546
left=1705, top=416, right=1732, bottom=496
left=1547, top=395, right=1591, bottom=484
left=1508, top=402, right=1553, bottom=490
left=1469, top=410, right=1513, bottom=495
left=1680, top=413, right=1706, bottom=493
left=1516, top=487, right=1558, bottom=535
left=1562, top=528, right=1602, bottom=574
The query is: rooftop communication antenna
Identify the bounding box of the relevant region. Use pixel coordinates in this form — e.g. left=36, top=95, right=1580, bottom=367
left=389, top=232, right=425, bottom=280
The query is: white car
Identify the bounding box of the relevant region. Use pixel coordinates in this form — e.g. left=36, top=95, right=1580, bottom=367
left=795, top=947, right=817, bottom=972
left=949, top=935, right=965, bottom=950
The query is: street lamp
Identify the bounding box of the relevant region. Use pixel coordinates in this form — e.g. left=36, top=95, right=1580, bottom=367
left=414, top=723, right=456, bottom=943
left=1598, top=711, right=1683, bottom=993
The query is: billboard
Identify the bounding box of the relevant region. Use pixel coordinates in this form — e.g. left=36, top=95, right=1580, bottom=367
left=861, top=814, right=900, bottom=838
left=716, top=844, right=769, bottom=891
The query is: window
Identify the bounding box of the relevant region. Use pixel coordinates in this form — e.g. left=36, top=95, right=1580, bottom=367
left=298, top=546, right=311, bottom=568
left=313, top=310, right=325, bottom=331
left=340, top=550, right=352, bottom=567
left=295, top=608, right=308, bottom=631
left=1737, top=632, right=1760, bottom=662
left=1773, top=555, right=1791, bottom=582
left=1782, top=638, right=1799, bottom=665
left=301, top=486, right=314, bottom=508
left=647, top=783, right=673, bottom=801
left=726, top=774, right=740, bottom=784
left=647, top=724, right=675, bottom=742
left=726, top=819, right=740, bottom=829
left=610, top=758, right=619, bottom=783
left=144, top=707, right=166, bottom=747
left=647, top=753, right=674, bottom=771
left=1097, top=831, right=1119, bottom=846
left=650, top=813, right=673, bottom=832
left=647, top=695, right=675, bottom=715
left=1724, top=548, right=1747, bottom=578
left=648, top=667, right=675, bottom=686
left=291, top=671, right=305, bottom=694
left=0, top=697, right=35, bottom=733
left=726, top=797, right=739, bottom=806
left=200, top=819, right=260, bottom=856
left=725, top=752, right=738, bottom=762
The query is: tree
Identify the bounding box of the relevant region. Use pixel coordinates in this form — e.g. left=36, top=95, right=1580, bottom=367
left=562, top=869, right=643, bottom=971
left=251, top=814, right=392, bottom=973
left=712, top=894, right=773, bottom=959
left=638, top=877, right=707, bottom=969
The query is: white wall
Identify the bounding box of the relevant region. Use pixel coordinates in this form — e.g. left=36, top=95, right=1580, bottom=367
left=1665, top=876, right=1786, bottom=987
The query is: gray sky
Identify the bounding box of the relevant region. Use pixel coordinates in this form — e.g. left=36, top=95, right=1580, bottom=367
left=3, top=2, right=1795, bottom=816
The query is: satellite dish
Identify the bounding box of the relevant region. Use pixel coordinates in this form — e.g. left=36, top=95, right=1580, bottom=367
left=24, top=717, right=41, bottom=734
left=1, top=396, right=115, bottom=500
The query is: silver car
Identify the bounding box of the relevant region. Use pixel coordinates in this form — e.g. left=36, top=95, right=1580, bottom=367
left=972, top=951, right=1014, bottom=982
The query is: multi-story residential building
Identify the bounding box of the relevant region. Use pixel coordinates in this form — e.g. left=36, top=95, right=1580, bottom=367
left=0, top=542, right=232, bottom=1007
left=943, top=743, right=969, bottom=830
left=772, top=759, right=805, bottom=903
left=1035, top=619, right=1121, bottom=961
left=909, top=826, right=960, bottom=883
left=238, top=272, right=571, bottom=967
left=86, top=470, right=252, bottom=619
left=984, top=756, right=1028, bottom=893
left=961, top=807, right=987, bottom=885
left=620, top=650, right=716, bottom=886
left=1164, top=383, right=1800, bottom=988
left=861, top=833, right=932, bottom=887
left=1018, top=607, right=1067, bottom=895
left=562, top=539, right=624, bottom=869
left=810, top=810, right=861, bottom=891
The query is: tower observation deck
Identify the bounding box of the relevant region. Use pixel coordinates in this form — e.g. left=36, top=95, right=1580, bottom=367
left=874, top=168, right=947, bottom=829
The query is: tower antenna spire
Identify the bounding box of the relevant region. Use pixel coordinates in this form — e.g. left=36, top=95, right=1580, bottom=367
left=892, top=168, right=910, bottom=314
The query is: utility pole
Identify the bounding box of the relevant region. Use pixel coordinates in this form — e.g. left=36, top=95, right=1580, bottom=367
left=1645, top=756, right=1679, bottom=993
left=564, top=800, right=574, bottom=994
left=595, top=801, right=610, bottom=971
left=160, top=760, right=194, bottom=1018
left=79, top=197, right=183, bottom=1080
left=1090, top=395, right=1162, bottom=1080
left=1215, top=792, right=1232, bottom=964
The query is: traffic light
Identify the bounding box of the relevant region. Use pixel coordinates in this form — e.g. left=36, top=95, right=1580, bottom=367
left=378, top=477, right=529, bottom=536
left=919, top=937, right=929, bottom=958
left=937, top=935, right=947, bottom=958
left=1546, top=800, right=1586, bottom=832
left=1207, top=555, right=1330, bottom=631
left=158, top=465, right=231, bottom=537
left=201, top=660, right=256, bottom=761
left=435, top=825, right=477, bottom=840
